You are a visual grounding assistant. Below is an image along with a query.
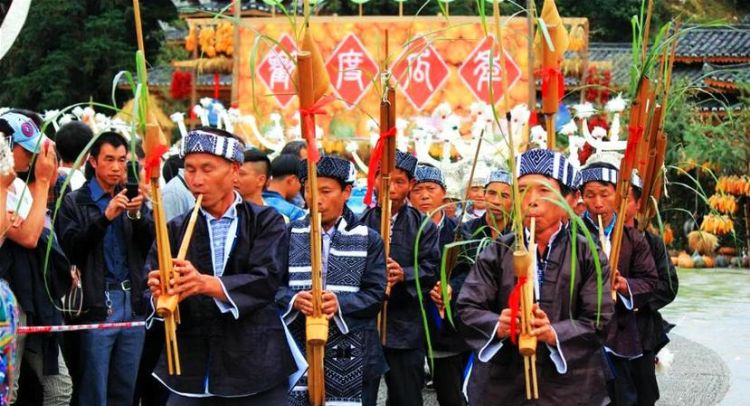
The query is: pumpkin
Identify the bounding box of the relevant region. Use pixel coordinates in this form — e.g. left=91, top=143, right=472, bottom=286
left=670, top=257, right=679, bottom=266
left=718, top=247, right=737, bottom=256
left=702, top=256, right=715, bottom=268
left=676, top=252, right=694, bottom=268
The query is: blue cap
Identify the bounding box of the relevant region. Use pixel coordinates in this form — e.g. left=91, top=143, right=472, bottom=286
left=299, top=155, right=356, bottom=185
left=415, top=164, right=446, bottom=190
left=485, top=168, right=512, bottom=187
left=395, top=150, right=418, bottom=178
left=515, top=148, right=578, bottom=190
left=0, top=112, right=48, bottom=154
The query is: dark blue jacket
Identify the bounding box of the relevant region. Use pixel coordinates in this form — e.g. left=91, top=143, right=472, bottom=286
left=146, top=201, right=296, bottom=397
left=56, top=180, right=154, bottom=322
left=360, top=204, right=440, bottom=350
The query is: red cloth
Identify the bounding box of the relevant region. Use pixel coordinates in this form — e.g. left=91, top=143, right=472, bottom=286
left=507, top=276, right=528, bottom=345
left=299, top=94, right=336, bottom=163
left=144, top=144, right=168, bottom=180
left=536, top=67, right=565, bottom=102
left=363, top=127, right=397, bottom=206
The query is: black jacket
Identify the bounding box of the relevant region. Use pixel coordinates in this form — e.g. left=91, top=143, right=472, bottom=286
left=427, top=214, right=471, bottom=354
left=148, top=201, right=296, bottom=397
left=0, top=228, right=71, bottom=374
left=55, top=180, right=154, bottom=322
left=636, top=230, right=679, bottom=353
left=360, top=204, right=440, bottom=350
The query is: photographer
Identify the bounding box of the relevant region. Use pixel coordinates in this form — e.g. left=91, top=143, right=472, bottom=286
left=56, top=131, right=154, bottom=405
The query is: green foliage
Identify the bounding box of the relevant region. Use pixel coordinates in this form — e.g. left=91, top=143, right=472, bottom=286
left=0, top=0, right=176, bottom=111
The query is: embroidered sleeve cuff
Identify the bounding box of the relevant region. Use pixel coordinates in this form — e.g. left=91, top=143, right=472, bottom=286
left=477, top=321, right=505, bottom=362
left=214, top=278, right=240, bottom=319
left=545, top=328, right=568, bottom=374
left=281, top=293, right=301, bottom=325
left=332, top=303, right=349, bottom=335
left=618, top=281, right=634, bottom=310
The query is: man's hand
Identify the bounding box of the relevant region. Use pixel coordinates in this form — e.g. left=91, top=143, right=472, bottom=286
left=321, top=291, right=339, bottom=320
left=613, top=274, right=629, bottom=295
left=530, top=304, right=557, bottom=346
left=34, top=140, right=57, bottom=184
left=293, top=290, right=314, bottom=316
left=104, top=190, right=130, bottom=221
left=147, top=270, right=164, bottom=300
left=126, top=191, right=145, bottom=217
left=386, top=258, right=404, bottom=286
left=497, top=308, right=516, bottom=340
left=429, top=281, right=452, bottom=311
left=171, top=259, right=209, bottom=301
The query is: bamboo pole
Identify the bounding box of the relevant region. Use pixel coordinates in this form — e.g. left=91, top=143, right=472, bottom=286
left=527, top=0, right=537, bottom=121
left=609, top=78, right=651, bottom=302
left=498, top=1, right=538, bottom=399
left=298, top=51, right=327, bottom=406
left=230, top=0, right=241, bottom=105
left=132, top=0, right=183, bottom=375
left=378, top=29, right=397, bottom=344
left=541, top=25, right=560, bottom=150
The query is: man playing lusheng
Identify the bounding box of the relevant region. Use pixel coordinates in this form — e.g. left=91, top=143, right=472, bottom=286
left=277, top=155, right=387, bottom=406
left=359, top=151, right=440, bottom=406
left=457, top=148, right=614, bottom=405
left=146, top=128, right=295, bottom=405
left=579, top=153, right=658, bottom=406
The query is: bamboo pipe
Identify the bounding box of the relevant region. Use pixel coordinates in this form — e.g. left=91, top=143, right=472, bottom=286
left=541, top=25, right=560, bottom=150
left=378, top=88, right=396, bottom=345
left=230, top=0, right=241, bottom=105
left=298, top=51, right=327, bottom=406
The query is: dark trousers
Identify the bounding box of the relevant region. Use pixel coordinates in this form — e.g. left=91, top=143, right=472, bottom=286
left=432, top=353, right=469, bottom=406
left=631, top=351, right=659, bottom=406
left=384, top=347, right=425, bottom=406
left=606, top=354, right=638, bottom=406
left=133, top=323, right=169, bottom=406
left=165, top=382, right=287, bottom=406
left=361, top=376, right=381, bottom=406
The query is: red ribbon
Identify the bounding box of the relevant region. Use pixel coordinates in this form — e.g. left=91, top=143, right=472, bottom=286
left=144, top=144, right=168, bottom=180
left=507, top=276, right=527, bottom=345
left=364, top=127, right=397, bottom=206
left=299, top=94, right=336, bottom=163
left=536, top=67, right=565, bottom=102
left=624, top=125, right=644, bottom=161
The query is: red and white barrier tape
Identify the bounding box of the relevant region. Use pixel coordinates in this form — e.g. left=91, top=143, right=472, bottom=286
left=17, top=321, right=146, bottom=335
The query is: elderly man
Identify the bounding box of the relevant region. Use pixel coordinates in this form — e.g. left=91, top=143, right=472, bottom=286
left=146, top=127, right=296, bottom=405
left=457, top=149, right=614, bottom=405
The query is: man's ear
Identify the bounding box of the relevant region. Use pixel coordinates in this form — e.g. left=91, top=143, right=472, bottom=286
left=88, top=156, right=97, bottom=170
left=343, top=184, right=353, bottom=200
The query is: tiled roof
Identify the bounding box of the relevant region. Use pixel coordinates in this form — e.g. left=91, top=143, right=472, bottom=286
left=174, top=1, right=301, bottom=16
left=675, top=25, right=750, bottom=62
left=703, top=63, right=750, bottom=89
left=117, top=66, right=233, bottom=88
left=563, top=40, right=750, bottom=90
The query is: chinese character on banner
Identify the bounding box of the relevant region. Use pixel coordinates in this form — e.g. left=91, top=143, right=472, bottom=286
left=391, top=36, right=450, bottom=111
left=256, top=33, right=298, bottom=108
left=325, top=34, right=379, bottom=110
left=458, top=36, right=521, bottom=105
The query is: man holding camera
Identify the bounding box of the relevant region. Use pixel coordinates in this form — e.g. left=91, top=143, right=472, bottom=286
left=57, top=131, right=154, bottom=405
